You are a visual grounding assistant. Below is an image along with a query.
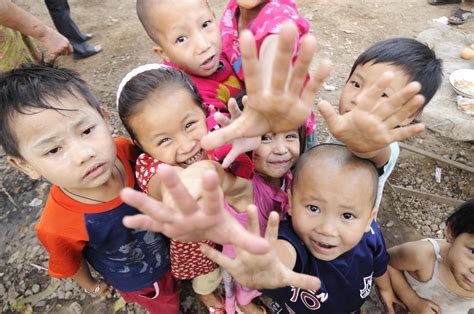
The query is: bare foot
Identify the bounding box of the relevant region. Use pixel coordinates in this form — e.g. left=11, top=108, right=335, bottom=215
left=197, top=293, right=224, bottom=312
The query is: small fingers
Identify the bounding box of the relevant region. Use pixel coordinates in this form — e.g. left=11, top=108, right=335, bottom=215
left=158, top=165, right=200, bottom=215
left=201, top=120, right=246, bottom=150
left=228, top=97, right=243, bottom=119
left=120, top=188, right=171, bottom=221
left=222, top=147, right=242, bottom=168
left=283, top=271, right=321, bottom=291
left=240, top=30, right=262, bottom=97
left=214, top=111, right=231, bottom=127
left=288, top=34, right=317, bottom=97
left=270, top=22, right=298, bottom=92
left=383, top=94, right=425, bottom=129
left=387, top=123, right=425, bottom=142
left=317, top=100, right=341, bottom=131
left=372, top=81, right=422, bottom=119
left=246, top=204, right=261, bottom=235
left=264, top=211, right=280, bottom=242
left=301, top=60, right=331, bottom=107
left=201, top=170, right=224, bottom=216
left=122, top=214, right=167, bottom=233
left=200, top=243, right=236, bottom=269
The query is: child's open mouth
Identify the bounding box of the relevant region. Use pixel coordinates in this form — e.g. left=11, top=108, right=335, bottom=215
left=200, top=55, right=216, bottom=70
left=312, top=240, right=337, bottom=255
left=181, top=150, right=204, bottom=166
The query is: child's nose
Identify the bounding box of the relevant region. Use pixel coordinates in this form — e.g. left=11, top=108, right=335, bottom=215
left=195, top=33, right=211, bottom=54
left=315, top=217, right=338, bottom=237
left=177, top=135, right=196, bottom=154
left=73, top=142, right=96, bottom=164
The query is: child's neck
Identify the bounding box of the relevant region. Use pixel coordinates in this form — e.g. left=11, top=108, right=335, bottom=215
left=257, top=172, right=283, bottom=187
left=237, top=5, right=266, bottom=33
left=61, top=158, right=126, bottom=204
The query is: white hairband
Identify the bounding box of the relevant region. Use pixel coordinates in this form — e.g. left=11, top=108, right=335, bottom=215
left=116, top=63, right=171, bottom=108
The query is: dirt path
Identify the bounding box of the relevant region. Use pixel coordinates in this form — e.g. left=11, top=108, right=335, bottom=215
left=0, top=0, right=472, bottom=313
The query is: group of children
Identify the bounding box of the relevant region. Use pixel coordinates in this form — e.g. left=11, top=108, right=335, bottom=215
left=0, top=0, right=472, bottom=313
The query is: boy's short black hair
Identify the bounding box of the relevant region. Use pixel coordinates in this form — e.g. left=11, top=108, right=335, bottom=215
left=0, top=63, right=101, bottom=158
left=292, top=144, right=379, bottom=207
left=446, top=198, right=474, bottom=238
left=349, top=38, right=443, bottom=110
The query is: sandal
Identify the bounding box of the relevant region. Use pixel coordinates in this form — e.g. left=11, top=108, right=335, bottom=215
left=427, top=0, right=461, bottom=5
left=448, top=8, right=473, bottom=25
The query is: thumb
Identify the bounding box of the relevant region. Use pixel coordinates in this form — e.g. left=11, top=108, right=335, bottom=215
left=317, top=100, right=340, bottom=130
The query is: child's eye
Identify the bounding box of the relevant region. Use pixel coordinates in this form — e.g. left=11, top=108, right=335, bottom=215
left=185, top=121, right=196, bottom=129
left=286, top=133, right=298, bottom=140
left=341, top=212, right=355, bottom=220
left=83, top=126, right=95, bottom=135
left=158, top=138, right=171, bottom=146
left=350, top=81, right=360, bottom=88
left=176, top=36, right=186, bottom=44
left=261, top=135, right=272, bottom=143
left=306, top=205, right=320, bottom=213
left=46, top=147, right=60, bottom=156
left=202, top=20, right=212, bottom=28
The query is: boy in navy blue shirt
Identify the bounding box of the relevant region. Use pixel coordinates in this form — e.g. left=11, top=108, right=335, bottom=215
left=202, top=144, right=401, bottom=313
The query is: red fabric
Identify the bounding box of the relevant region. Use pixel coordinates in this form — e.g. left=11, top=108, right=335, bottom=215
left=117, top=271, right=179, bottom=314
left=35, top=138, right=137, bottom=278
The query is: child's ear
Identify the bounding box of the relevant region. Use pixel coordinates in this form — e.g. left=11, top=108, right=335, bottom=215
left=444, top=225, right=455, bottom=243
left=100, top=107, right=114, bottom=134
left=153, top=45, right=168, bottom=61
left=7, top=156, right=41, bottom=180
left=365, top=207, right=379, bottom=232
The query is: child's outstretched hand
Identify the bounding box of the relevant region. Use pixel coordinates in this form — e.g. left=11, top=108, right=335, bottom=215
left=201, top=208, right=321, bottom=291
left=121, top=165, right=270, bottom=255
left=318, top=72, right=425, bottom=158
left=378, top=287, right=406, bottom=314
left=201, top=22, right=331, bottom=151
left=214, top=97, right=261, bottom=168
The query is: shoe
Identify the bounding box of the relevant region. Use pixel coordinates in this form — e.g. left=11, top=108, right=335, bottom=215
left=73, top=44, right=102, bottom=60
left=448, top=8, right=473, bottom=25
left=428, top=0, right=461, bottom=5
left=83, top=33, right=94, bottom=41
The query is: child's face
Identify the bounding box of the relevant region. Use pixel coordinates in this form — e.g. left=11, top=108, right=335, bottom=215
left=339, top=62, right=411, bottom=116
left=289, top=160, right=377, bottom=261
left=253, top=131, right=299, bottom=184
left=7, top=94, right=116, bottom=192
left=151, top=0, right=222, bottom=77
left=129, top=88, right=208, bottom=168
left=446, top=232, right=474, bottom=292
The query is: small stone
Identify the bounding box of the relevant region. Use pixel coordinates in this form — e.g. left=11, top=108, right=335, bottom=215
left=439, top=222, right=446, bottom=230
left=35, top=301, right=46, bottom=307
left=0, top=284, right=5, bottom=295
left=421, top=226, right=431, bottom=234
left=24, top=289, right=32, bottom=296
left=31, top=283, right=40, bottom=294
left=386, top=221, right=394, bottom=228
left=430, top=224, right=439, bottom=232
left=57, top=290, right=65, bottom=299
left=65, top=291, right=73, bottom=300
left=415, top=178, right=423, bottom=185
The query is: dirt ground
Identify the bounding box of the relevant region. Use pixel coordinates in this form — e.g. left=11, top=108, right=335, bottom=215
left=0, top=0, right=473, bottom=313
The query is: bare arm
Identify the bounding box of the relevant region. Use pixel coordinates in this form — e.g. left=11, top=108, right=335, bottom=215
left=0, top=0, right=72, bottom=58
left=374, top=271, right=404, bottom=314
left=387, top=266, right=441, bottom=314
left=70, top=257, right=112, bottom=297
